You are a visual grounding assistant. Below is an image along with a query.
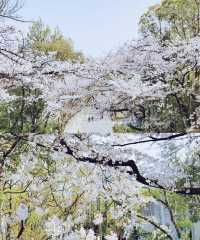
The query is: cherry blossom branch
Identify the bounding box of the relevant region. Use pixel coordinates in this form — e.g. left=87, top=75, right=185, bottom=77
left=112, top=133, right=187, bottom=147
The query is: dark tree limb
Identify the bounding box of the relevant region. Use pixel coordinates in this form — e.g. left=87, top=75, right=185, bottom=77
left=10, top=133, right=200, bottom=196
left=112, top=133, right=186, bottom=147
left=17, top=220, right=24, bottom=239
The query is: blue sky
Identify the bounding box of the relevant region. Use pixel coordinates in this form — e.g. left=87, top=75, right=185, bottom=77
left=18, top=0, right=160, bottom=57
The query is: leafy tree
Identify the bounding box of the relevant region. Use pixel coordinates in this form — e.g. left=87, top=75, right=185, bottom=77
left=26, top=19, right=84, bottom=62
left=139, top=0, right=200, bottom=41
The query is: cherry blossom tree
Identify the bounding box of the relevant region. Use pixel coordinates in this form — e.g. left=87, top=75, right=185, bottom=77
left=0, top=1, right=200, bottom=239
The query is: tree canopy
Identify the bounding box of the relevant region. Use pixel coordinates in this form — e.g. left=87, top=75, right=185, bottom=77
left=139, top=0, right=200, bottom=41
left=26, top=19, right=84, bottom=62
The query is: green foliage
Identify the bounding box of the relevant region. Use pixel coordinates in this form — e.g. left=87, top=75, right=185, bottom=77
left=140, top=188, right=200, bottom=239
left=139, top=0, right=200, bottom=40
left=26, top=19, right=84, bottom=62
left=112, top=124, right=140, bottom=133
left=0, top=86, right=59, bottom=135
